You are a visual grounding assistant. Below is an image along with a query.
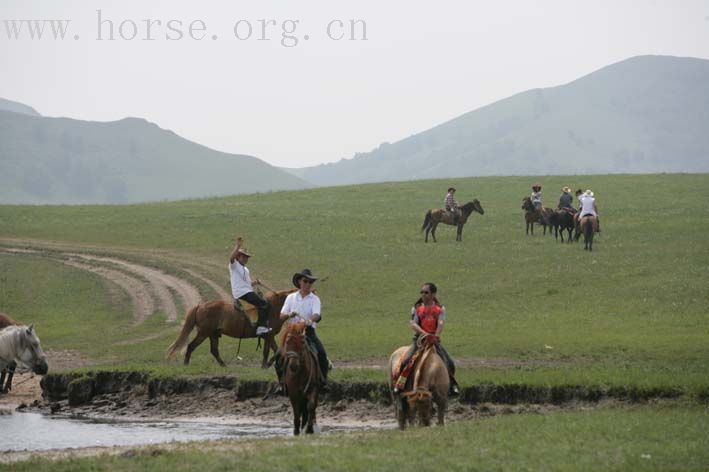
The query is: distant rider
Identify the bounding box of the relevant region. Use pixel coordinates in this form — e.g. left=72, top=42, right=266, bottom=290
left=228, top=237, right=272, bottom=336
left=444, top=187, right=461, bottom=225
left=558, top=186, right=574, bottom=212
left=578, top=189, right=601, bottom=232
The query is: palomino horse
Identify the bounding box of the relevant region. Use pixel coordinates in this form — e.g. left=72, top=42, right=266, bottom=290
left=388, top=337, right=449, bottom=429
left=0, top=324, right=49, bottom=392
left=166, top=289, right=294, bottom=368
left=421, top=199, right=485, bottom=242
left=579, top=215, right=598, bottom=251
left=282, top=321, right=320, bottom=435
left=0, top=313, right=20, bottom=393
left=521, top=197, right=553, bottom=236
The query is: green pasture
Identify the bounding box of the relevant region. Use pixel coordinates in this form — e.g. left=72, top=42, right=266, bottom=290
left=8, top=403, right=709, bottom=471
left=0, top=173, right=708, bottom=393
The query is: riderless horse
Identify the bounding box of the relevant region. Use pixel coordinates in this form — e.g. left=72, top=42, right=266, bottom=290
left=550, top=209, right=576, bottom=243
left=421, top=199, right=485, bottom=242
left=0, top=323, right=48, bottom=394
left=166, top=289, right=294, bottom=368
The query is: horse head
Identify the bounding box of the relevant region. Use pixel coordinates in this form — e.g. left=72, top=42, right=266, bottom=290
left=522, top=196, right=534, bottom=212
left=403, top=388, right=434, bottom=426
left=282, top=321, right=307, bottom=370
left=460, top=200, right=485, bottom=217
left=17, top=325, right=48, bottom=375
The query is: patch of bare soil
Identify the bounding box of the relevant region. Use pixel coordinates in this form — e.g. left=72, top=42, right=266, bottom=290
left=0, top=350, right=91, bottom=412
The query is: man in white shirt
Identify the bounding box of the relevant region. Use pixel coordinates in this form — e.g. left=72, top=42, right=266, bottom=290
left=275, top=268, right=330, bottom=392
left=578, top=189, right=601, bottom=232
left=228, top=238, right=271, bottom=336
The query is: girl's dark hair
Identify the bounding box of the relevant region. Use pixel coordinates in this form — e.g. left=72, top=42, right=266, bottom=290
left=423, top=282, right=437, bottom=293
left=413, top=282, right=440, bottom=309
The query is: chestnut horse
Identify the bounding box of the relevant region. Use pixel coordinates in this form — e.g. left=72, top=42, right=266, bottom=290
left=522, top=197, right=553, bottom=236
left=579, top=215, right=598, bottom=251
left=388, top=339, right=449, bottom=429
left=166, top=289, right=294, bottom=368
left=421, top=199, right=485, bottom=242
left=0, top=313, right=19, bottom=393
left=282, top=321, right=320, bottom=435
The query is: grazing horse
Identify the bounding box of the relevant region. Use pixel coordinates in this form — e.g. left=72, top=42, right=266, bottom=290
left=166, top=289, right=294, bottom=368
left=0, top=313, right=20, bottom=393
left=421, top=199, right=485, bottom=242
left=388, top=338, right=449, bottom=429
left=550, top=209, right=576, bottom=243
left=282, top=321, right=320, bottom=435
left=0, top=325, right=49, bottom=390
left=522, top=197, right=553, bottom=236
left=579, top=215, right=598, bottom=251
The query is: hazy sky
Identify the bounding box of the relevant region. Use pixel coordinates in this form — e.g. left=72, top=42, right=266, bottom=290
left=2, top=1, right=708, bottom=168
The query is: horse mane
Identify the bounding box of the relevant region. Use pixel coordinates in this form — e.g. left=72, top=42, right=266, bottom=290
left=279, top=320, right=307, bottom=348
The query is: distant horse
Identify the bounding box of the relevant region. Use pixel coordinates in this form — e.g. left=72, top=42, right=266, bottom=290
left=282, top=321, right=320, bottom=435
left=0, top=324, right=49, bottom=391
left=388, top=337, right=449, bottom=429
left=579, top=215, right=598, bottom=251
left=421, top=199, right=485, bottom=242
left=0, top=313, right=20, bottom=393
left=550, top=209, right=576, bottom=243
left=166, top=289, right=294, bottom=368
left=522, top=197, right=553, bottom=236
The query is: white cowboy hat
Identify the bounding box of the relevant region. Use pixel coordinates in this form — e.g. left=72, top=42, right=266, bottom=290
left=562, top=186, right=571, bottom=193
left=584, top=189, right=594, bottom=197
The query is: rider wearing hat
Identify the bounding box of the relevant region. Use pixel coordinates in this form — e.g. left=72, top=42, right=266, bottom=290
left=276, top=269, right=330, bottom=392
left=578, top=189, right=601, bottom=232
left=531, top=184, right=543, bottom=210
left=228, top=237, right=272, bottom=336
left=558, top=186, right=574, bottom=211
left=444, top=187, right=461, bottom=225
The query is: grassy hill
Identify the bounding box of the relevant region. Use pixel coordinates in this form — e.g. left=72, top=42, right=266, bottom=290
left=1, top=173, right=707, bottom=395
left=293, top=56, right=709, bottom=185
left=0, top=106, right=310, bottom=204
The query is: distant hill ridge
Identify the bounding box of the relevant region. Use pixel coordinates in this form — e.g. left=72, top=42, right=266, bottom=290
left=288, top=55, right=709, bottom=186
left=0, top=102, right=310, bottom=204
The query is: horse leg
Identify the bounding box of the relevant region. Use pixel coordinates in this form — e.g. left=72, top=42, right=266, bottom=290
left=424, top=225, right=430, bottom=243
left=305, top=395, right=316, bottom=434
left=3, top=363, right=16, bottom=392
left=292, top=402, right=301, bottom=436
left=0, top=369, right=6, bottom=394
left=208, top=335, right=227, bottom=367
left=456, top=224, right=462, bottom=242
left=431, top=223, right=438, bottom=243
left=184, top=334, right=208, bottom=365
left=436, top=397, right=447, bottom=426
left=263, top=336, right=278, bottom=368
left=395, top=397, right=407, bottom=430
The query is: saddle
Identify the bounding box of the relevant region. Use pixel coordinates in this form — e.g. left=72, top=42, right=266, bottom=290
left=233, top=299, right=259, bottom=327
left=393, top=343, right=434, bottom=392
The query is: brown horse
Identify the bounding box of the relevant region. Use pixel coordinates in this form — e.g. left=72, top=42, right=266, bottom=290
left=421, top=199, right=485, bottom=242
left=282, top=321, right=320, bottom=435
left=579, top=215, right=598, bottom=251
left=522, top=197, right=553, bottom=236
left=388, top=340, right=449, bottom=429
left=0, top=313, right=19, bottom=393
left=166, top=289, right=294, bottom=368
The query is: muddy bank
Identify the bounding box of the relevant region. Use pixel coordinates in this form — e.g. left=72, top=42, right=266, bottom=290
left=32, top=370, right=689, bottom=421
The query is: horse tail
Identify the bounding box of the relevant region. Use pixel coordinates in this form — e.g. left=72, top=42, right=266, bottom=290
left=421, top=210, right=432, bottom=232
left=166, top=304, right=199, bottom=359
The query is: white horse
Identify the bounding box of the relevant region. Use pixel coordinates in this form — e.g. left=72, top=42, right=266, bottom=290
left=0, top=325, right=48, bottom=382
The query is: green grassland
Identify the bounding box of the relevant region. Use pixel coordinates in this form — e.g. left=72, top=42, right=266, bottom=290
left=0, top=173, right=708, bottom=393
left=7, top=403, right=709, bottom=471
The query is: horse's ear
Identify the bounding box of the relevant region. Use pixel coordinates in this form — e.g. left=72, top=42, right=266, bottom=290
left=27, top=324, right=34, bottom=333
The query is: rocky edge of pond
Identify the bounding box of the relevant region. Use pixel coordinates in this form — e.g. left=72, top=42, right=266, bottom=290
left=24, top=371, right=698, bottom=419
